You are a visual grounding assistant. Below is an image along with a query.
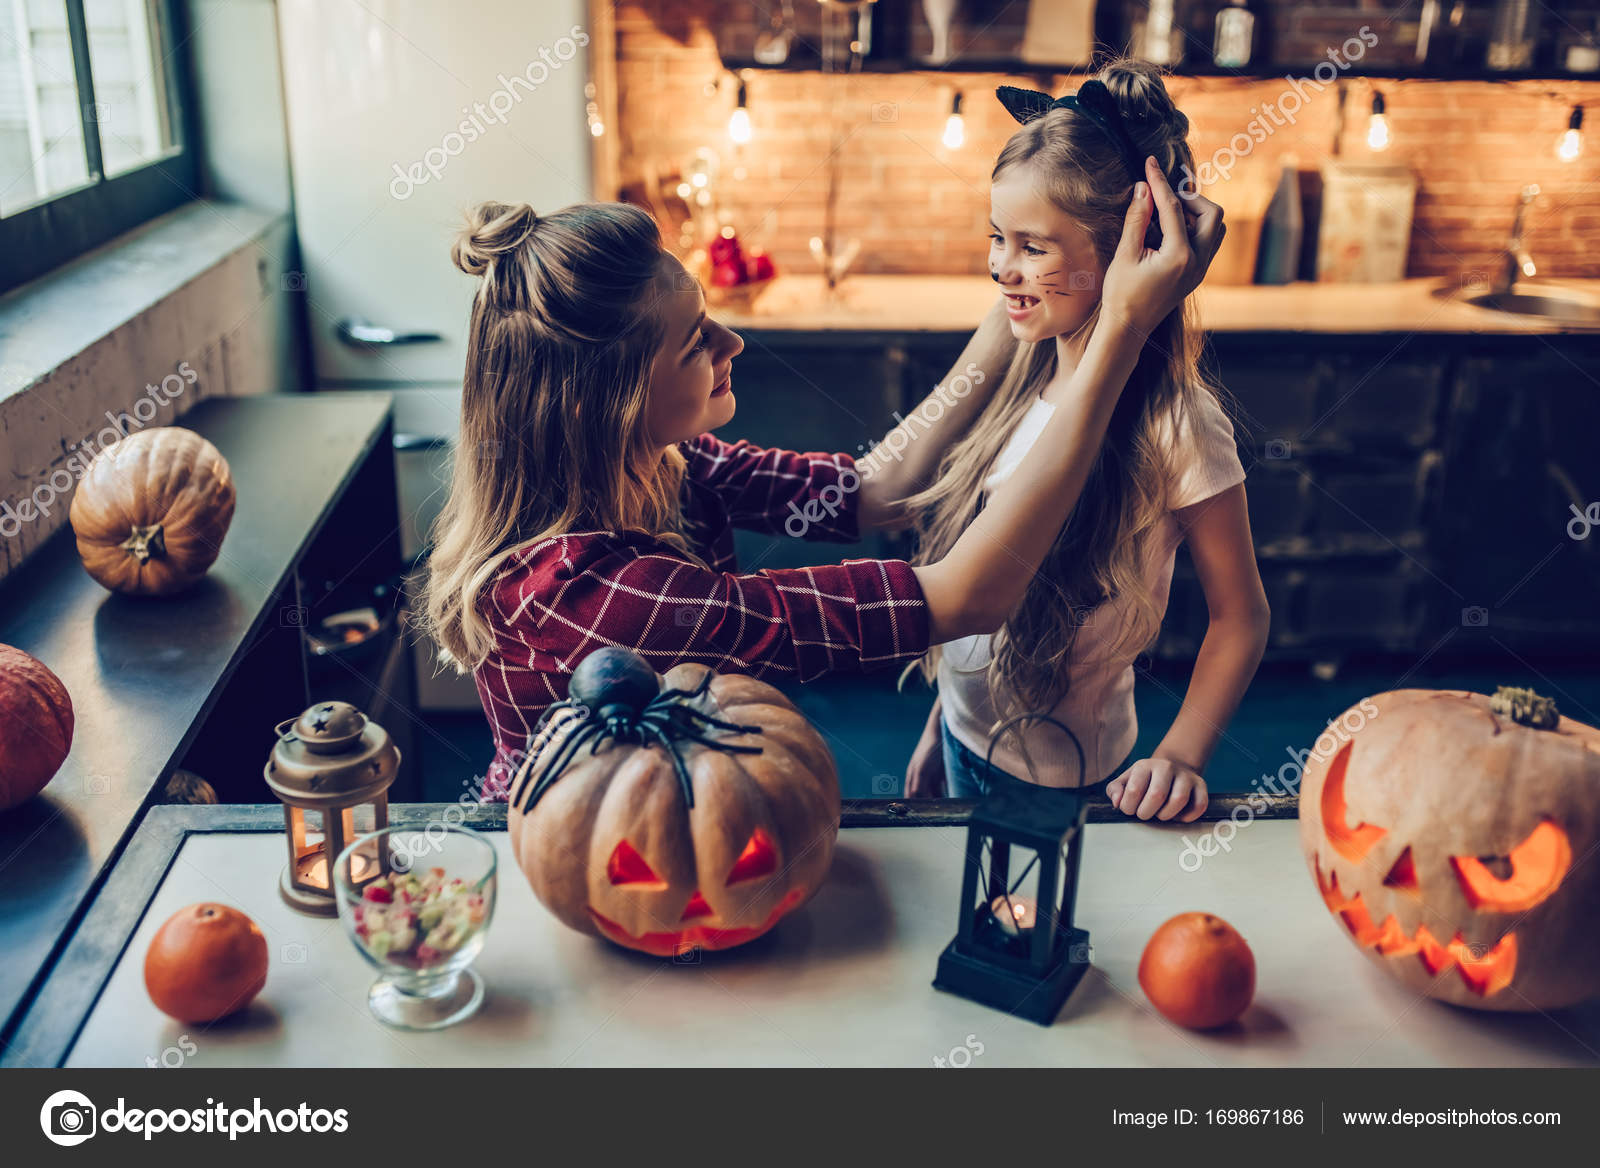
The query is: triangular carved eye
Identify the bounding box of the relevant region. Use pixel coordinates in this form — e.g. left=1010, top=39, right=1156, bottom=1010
left=1451, top=819, right=1571, bottom=913
left=607, top=840, right=666, bottom=889
left=725, top=828, right=778, bottom=885
left=1383, top=847, right=1418, bottom=891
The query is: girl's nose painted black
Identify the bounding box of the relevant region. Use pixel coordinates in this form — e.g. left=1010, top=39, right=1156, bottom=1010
left=990, top=269, right=1001, bottom=283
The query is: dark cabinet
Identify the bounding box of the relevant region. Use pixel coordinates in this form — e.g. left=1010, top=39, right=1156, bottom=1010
left=722, top=326, right=1600, bottom=668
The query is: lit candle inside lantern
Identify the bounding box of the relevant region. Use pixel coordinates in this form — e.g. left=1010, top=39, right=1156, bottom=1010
left=294, top=849, right=377, bottom=890
left=990, top=894, right=1037, bottom=937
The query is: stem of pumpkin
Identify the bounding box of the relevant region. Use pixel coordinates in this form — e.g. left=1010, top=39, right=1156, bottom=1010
left=120, top=524, right=166, bottom=564
left=1489, top=685, right=1559, bottom=729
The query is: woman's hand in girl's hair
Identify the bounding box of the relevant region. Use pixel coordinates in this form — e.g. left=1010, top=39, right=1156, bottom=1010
left=1175, top=188, right=1226, bottom=303
left=1098, top=156, right=1221, bottom=338
left=1106, top=756, right=1210, bottom=822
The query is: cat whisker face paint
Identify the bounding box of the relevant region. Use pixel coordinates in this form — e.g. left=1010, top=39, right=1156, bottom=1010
left=989, top=169, right=1105, bottom=343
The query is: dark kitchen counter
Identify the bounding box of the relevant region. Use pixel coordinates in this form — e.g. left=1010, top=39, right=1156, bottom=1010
left=0, top=391, right=394, bottom=1059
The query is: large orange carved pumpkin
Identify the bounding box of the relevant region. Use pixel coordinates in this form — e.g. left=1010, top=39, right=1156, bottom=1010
left=1299, top=687, right=1600, bottom=1011
left=508, top=649, right=840, bottom=958
left=69, top=427, right=236, bottom=596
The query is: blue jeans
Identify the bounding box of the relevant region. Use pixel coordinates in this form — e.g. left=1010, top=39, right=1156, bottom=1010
left=939, top=717, right=1119, bottom=798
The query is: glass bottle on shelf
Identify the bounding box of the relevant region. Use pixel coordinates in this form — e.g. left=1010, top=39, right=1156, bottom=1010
left=1131, top=0, right=1185, bottom=67
left=1486, top=0, right=1540, bottom=70
left=1213, top=0, right=1255, bottom=68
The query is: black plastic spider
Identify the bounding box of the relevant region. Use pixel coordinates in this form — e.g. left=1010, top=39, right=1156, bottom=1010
left=510, top=647, right=765, bottom=814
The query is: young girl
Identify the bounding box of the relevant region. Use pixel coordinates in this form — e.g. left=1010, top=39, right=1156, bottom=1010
left=904, top=60, right=1271, bottom=822
left=420, top=166, right=1219, bottom=801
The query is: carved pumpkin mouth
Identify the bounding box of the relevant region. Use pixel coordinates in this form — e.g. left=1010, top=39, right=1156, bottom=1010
left=1314, top=860, right=1518, bottom=997
left=587, top=886, right=808, bottom=957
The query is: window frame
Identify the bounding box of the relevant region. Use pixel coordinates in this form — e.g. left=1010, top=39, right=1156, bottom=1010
left=0, top=0, right=200, bottom=294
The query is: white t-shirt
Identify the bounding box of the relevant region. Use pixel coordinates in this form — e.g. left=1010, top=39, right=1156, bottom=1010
left=938, top=389, right=1247, bottom=786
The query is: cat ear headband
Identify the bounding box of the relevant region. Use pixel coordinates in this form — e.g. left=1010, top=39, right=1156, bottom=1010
left=996, top=80, right=1150, bottom=188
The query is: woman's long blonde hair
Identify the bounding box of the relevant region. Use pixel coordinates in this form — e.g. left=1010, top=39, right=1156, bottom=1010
left=911, top=60, right=1223, bottom=741
left=420, top=200, right=700, bottom=670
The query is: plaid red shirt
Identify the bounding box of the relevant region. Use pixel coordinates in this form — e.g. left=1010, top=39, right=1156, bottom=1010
left=472, top=433, right=930, bottom=800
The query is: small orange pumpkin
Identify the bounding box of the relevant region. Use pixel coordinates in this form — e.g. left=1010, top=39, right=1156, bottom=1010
left=69, top=427, right=236, bottom=596
left=0, top=643, right=73, bottom=811
left=1300, top=686, right=1600, bottom=1011
left=507, top=649, right=840, bottom=957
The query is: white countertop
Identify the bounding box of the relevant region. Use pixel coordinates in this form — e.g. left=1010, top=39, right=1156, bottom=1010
left=714, top=275, right=1600, bottom=335
left=64, top=821, right=1599, bottom=1068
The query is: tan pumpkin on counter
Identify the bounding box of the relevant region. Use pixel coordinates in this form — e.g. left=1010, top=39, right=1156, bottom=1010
left=69, top=427, right=236, bottom=596
left=1299, top=686, right=1600, bottom=1011
left=507, top=648, right=840, bottom=958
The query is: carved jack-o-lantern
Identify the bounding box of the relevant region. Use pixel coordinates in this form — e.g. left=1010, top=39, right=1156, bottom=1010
left=507, top=649, right=840, bottom=957
left=1299, top=687, right=1600, bottom=1011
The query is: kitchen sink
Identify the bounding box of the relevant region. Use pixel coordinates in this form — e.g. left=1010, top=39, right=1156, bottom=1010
left=1438, top=284, right=1600, bottom=325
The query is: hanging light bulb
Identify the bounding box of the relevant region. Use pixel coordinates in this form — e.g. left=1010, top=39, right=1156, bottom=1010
left=584, top=81, right=605, bottom=139
left=1557, top=105, right=1584, bottom=162
left=942, top=91, right=965, bottom=150
left=1367, top=90, right=1391, bottom=151
left=728, top=79, right=752, bottom=146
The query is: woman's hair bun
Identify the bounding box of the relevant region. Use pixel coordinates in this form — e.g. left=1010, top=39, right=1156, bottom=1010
left=452, top=201, right=539, bottom=277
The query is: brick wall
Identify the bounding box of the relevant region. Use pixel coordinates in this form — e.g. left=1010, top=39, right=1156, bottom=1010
left=613, top=1, right=1600, bottom=280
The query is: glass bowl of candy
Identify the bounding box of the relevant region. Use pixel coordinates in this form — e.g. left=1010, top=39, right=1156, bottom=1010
left=333, top=824, right=497, bottom=1030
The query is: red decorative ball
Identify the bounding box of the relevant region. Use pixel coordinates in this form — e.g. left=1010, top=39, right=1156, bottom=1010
left=747, top=252, right=776, bottom=281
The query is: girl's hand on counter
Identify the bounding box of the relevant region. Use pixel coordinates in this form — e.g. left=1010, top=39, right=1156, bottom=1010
left=904, top=700, right=947, bottom=798
left=1106, top=756, right=1209, bottom=822
left=1098, top=156, right=1220, bottom=338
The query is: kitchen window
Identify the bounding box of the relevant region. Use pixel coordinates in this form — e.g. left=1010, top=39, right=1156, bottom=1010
left=0, top=0, right=195, bottom=293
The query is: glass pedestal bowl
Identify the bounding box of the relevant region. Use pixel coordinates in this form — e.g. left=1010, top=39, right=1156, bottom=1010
left=333, top=825, right=497, bottom=1030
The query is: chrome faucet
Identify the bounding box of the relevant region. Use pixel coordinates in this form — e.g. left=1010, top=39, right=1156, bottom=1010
left=1495, top=184, right=1540, bottom=294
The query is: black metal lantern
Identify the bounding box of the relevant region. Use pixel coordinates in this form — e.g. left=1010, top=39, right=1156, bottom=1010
left=933, top=714, right=1092, bottom=1026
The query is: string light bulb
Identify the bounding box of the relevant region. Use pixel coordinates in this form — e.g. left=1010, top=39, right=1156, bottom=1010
left=1557, top=105, right=1584, bottom=162
left=1367, top=90, right=1391, bottom=151
left=728, top=79, right=752, bottom=145
left=584, top=81, right=604, bottom=139
left=942, top=91, right=965, bottom=150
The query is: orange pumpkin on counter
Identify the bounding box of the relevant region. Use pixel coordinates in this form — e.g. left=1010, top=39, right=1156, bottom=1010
left=0, top=643, right=73, bottom=811
left=507, top=648, right=840, bottom=958
left=1299, top=686, right=1600, bottom=1011
left=70, top=427, right=236, bottom=596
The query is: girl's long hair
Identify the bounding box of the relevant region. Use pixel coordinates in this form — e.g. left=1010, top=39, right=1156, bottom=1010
left=910, top=59, right=1225, bottom=755
left=420, top=200, right=700, bottom=670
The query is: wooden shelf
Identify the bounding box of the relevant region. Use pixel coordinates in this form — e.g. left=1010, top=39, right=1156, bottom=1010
left=719, top=56, right=1600, bottom=85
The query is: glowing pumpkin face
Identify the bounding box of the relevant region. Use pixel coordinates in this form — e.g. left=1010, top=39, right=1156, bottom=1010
left=1299, top=687, right=1600, bottom=1011
left=508, top=660, right=840, bottom=958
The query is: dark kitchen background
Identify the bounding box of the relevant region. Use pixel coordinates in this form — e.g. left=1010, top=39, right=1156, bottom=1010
left=3, top=1, right=1599, bottom=804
